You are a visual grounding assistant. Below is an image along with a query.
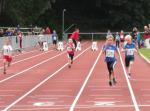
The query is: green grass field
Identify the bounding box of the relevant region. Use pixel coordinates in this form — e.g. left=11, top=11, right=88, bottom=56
left=139, top=48, right=150, bottom=60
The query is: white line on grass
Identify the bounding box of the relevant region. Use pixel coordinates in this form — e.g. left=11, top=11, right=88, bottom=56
left=2, top=46, right=91, bottom=111
left=139, top=53, right=150, bottom=64
left=69, top=49, right=102, bottom=111
left=118, top=48, right=140, bottom=111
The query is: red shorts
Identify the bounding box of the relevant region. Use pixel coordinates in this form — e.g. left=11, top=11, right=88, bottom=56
left=3, top=55, right=12, bottom=62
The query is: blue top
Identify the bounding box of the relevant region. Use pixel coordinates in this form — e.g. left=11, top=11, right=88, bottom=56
left=52, top=32, right=57, bottom=41
left=115, top=35, right=120, bottom=41
left=136, top=32, right=141, bottom=42
left=124, top=43, right=136, bottom=58
left=103, top=44, right=117, bottom=62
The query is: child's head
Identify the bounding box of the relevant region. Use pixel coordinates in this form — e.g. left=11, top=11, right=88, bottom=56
left=75, top=28, right=79, bottom=32
left=4, top=38, right=10, bottom=45
left=125, top=35, right=132, bottom=44
left=68, top=38, right=73, bottom=43
left=106, top=35, right=114, bottom=44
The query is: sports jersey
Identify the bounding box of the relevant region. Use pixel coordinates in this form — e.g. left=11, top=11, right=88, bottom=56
left=70, top=31, right=79, bottom=41
left=124, top=43, right=136, bottom=58
left=3, top=45, right=13, bottom=56
left=103, top=44, right=117, bottom=62
left=67, top=43, right=75, bottom=55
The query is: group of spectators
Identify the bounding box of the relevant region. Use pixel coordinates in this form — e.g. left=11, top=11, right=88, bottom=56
left=0, top=28, right=17, bottom=37
left=108, top=25, right=150, bottom=49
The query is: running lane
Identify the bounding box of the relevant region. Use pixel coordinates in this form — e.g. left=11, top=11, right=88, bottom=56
left=1, top=42, right=100, bottom=111
left=0, top=42, right=91, bottom=110
left=70, top=48, right=136, bottom=111
left=127, top=53, right=150, bottom=111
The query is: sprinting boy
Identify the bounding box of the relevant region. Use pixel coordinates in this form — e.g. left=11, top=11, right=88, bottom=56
left=2, top=38, right=13, bottom=74
left=103, top=35, right=119, bottom=86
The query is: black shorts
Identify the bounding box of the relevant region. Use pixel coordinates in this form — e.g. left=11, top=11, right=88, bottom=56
left=72, top=39, right=77, bottom=49
left=38, top=41, right=43, bottom=47
left=125, top=56, right=134, bottom=67
left=68, top=53, right=74, bottom=60
left=106, top=61, right=116, bottom=75
left=53, top=40, right=57, bottom=45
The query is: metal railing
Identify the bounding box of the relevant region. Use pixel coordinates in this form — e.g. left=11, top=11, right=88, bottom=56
left=0, top=35, right=52, bottom=51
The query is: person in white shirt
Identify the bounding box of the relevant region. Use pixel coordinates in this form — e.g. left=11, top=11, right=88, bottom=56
left=2, top=38, right=13, bottom=74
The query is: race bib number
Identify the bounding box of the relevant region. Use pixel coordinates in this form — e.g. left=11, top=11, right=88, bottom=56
left=67, top=47, right=72, bottom=51
left=106, top=50, right=115, bottom=58
left=126, top=49, right=134, bottom=56
left=4, top=48, right=11, bottom=55
left=53, top=36, right=57, bottom=40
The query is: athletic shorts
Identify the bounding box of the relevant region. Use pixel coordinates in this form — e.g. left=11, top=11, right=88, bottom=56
left=68, top=53, right=74, bottom=60
left=53, top=40, right=57, bottom=45
left=125, top=56, right=134, bottom=67
left=106, top=61, right=116, bottom=75
left=3, top=55, right=12, bottom=62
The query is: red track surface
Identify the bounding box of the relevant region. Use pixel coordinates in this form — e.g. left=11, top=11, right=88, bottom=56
left=0, top=41, right=149, bottom=111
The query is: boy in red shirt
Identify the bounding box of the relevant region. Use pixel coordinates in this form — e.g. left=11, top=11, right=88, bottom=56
left=70, top=28, right=79, bottom=49
left=66, top=39, right=75, bottom=68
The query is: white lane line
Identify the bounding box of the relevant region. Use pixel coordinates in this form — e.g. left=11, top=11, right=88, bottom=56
left=91, top=89, right=121, bottom=91
left=69, top=49, right=102, bottom=111
left=118, top=49, right=140, bottom=111
left=42, top=89, right=72, bottom=92
left=0, top=90, right=22, bottom=92
left=91, top=94, right=123, bottom=97
left=0, top=95, right=15, bottom=97
left=0, top=49, right=38, bottom=61
left=94, top=98, right=115, bottom=100
left=9, top=104, right=150, bottom=111
left=0, top=50, right=53, bottom=70
left=0, top=51, right=66, bottom=83
left=139, top=53, right=150, bottom=64
left=2, top=46, right=91, bottom=111
left=0, top=42, right=88, bottom=83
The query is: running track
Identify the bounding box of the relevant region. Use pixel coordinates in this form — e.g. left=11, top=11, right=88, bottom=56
left=0, top=41, right=149, bottom=111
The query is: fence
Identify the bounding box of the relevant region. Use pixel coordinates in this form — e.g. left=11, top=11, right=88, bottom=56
left=0, top=35, right=52, bottom=51
left=64, top=32, right=145, bottom=41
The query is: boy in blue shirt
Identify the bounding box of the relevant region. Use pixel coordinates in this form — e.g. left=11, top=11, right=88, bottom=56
left=103, top=35, right=119, bottom=86
left=122, top=35, right=139, bottom=78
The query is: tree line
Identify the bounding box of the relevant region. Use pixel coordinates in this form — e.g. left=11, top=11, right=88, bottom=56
left=0, top=0, right=150, bottom=31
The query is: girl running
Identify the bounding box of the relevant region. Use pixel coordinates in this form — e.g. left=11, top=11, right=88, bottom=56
left=2, top=38, right=13, bottom=74
left=103, top=35, right=119, bottom=86
left=122, top=35, right=139, bottom=78
left=66, top=39, right=75, bottom=68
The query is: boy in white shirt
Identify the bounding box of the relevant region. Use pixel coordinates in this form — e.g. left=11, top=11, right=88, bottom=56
left=2, top=38, right=13, bottom=74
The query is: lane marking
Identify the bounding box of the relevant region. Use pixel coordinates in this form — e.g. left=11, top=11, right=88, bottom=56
left=0, top=49, right=38, bottom=61
left=0, top=51, right=66, bottom=83
left=0, top=42, right=89, bottom=83
left=2, top=46, right=91, bottom=111
left=69, top=49, right=102, bottom=111
left=91, top=94, right=123, bottom=97
left=118, top=48, right=140, bottom=111
left=139, top=53, right=150, bottom=64
left=0, top=50, right=54, bottom=70
left=7, top=104, right=150, bottom=110
left=33, top=102, right=54, bottom=107
left=94, top=101, right=115, bottom=106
